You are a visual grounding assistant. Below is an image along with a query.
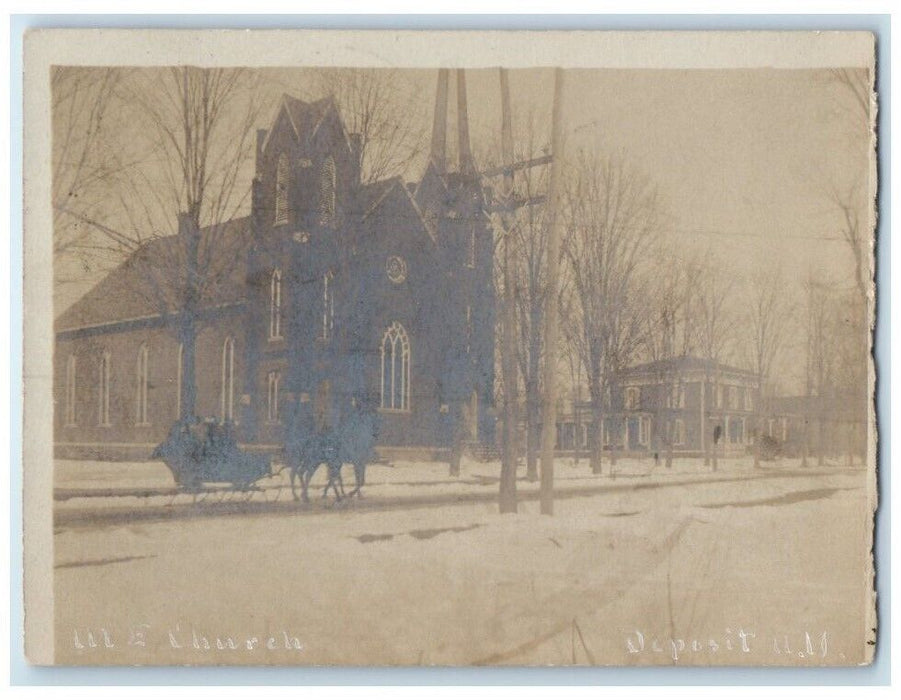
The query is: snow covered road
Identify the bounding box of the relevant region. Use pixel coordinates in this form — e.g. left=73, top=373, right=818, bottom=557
left=53, top=458, right=874, bottom=667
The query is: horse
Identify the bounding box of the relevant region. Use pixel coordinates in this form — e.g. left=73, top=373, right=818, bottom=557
left=286, top=406, right=379, bottom=503
left=287, top=431, right=345, bottom=503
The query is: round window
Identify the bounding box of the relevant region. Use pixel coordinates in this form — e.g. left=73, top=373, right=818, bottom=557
left=386, top=255, right=407, bottom=284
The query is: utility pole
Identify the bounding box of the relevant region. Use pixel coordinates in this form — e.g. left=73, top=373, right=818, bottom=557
left=498, top=68, right=519, bottom=514
left=539, top=68, right=566, bottom=516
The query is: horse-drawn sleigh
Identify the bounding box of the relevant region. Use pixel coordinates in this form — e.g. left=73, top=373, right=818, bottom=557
left=152, top=406, right=379, bottom=504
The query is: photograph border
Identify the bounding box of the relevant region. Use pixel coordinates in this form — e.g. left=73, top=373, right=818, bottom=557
left=10, top=12, right=891, bottom=685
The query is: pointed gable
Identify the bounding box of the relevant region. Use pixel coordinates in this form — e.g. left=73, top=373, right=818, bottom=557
left=263, top=94, right=352, bottom=158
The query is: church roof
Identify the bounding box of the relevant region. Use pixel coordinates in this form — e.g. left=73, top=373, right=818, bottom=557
left=264, top=94, right=352, bottom=155
left=55, top=217, right=251, bottom=333
left=283, top=94, right=334, bottom=139
left=359, top=176, right=438, bottom=245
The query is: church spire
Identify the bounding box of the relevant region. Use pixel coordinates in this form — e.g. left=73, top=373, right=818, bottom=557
left=456, top=69, right=476, bottom=176
left=429, top=68, right=449, bottom=173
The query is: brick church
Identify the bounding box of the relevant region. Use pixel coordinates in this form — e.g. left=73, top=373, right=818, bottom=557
left=54, top=69, right=496, bottom=460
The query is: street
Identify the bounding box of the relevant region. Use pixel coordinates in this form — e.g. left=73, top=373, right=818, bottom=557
left=53, top=457, right=874, bottom=666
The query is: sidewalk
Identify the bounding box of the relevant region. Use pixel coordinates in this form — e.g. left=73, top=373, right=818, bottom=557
left=53, top=454, right=859, bottom=528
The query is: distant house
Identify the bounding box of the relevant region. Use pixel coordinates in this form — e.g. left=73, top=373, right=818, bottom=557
left=54, top=72, right=496, bottom=461
left=555, top=356, right=760, bottom=456
left=763, top=393, right=865, bottom=460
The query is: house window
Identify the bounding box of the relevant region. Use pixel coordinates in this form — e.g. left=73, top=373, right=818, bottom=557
left=65, top=355, right=77, bottom=426
left=221, top=336, right=236, bottom=422
left=275, top=153, right=289, bottom=225
left=380, top=321, right=411, bottom=411
left=624, top=386, right=640, bottom=411
left=135, top=343, right=150, bottom=426
left=639, top=417, right=651, bottom=445
left=98, top=351, right=111, bottom=427
left=674, top=419, right=685, bottom=446
left=269, top=269, right=283, bottom=340
left=318, top=155, right=336, bottom=226
left=267, top=371, right=281, bottom=423
left=175, top=343, right=183, bottom=419
left=671, top=383, right=685, bottom=409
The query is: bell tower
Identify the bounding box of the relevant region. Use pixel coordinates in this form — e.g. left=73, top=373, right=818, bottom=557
left=423, top=68, right=496, bottom=454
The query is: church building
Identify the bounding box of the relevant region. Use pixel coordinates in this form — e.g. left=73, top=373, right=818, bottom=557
left=54, top=69, right=496, bottom=461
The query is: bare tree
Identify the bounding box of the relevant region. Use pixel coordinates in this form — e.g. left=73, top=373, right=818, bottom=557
left=695, top=252, right=738, bottom=470
left=561, top=149, right=663, bottom=475
left=745, top=265, right=792, bottom=468
left=641, top=249, right=699, bottom=470
left=314, top=68, right=428, bottom=185
left=504, top=113, right=552, bottom=483
left=52, top=67, right=126, bottom=273
left=59, top=67, right=265, bottom=421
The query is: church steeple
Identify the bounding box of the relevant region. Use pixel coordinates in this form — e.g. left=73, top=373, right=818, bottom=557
left=456, top=69, right=476, bottom=176
left=427, top=68, right=477, bottom=177
left=429, top=68, right=449, bottom=174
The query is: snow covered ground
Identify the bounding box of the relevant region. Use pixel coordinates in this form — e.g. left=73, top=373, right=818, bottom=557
left=53, top=457, right=874, bottom=667
left=53, top=454, right=852, bottom=514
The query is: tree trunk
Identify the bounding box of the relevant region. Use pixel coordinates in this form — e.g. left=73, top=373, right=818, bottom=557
left=817, top=410, right=825, bottom=467
left=665, top=413, right=674, bottom=469
left=753, top=416, right=761, bottom=469
left=525, top=379, right=540, bottom=482
left=178, top=317, right=197, bottom=421
left=538, top=68, right=565, bottom=516
left=702, top=373, right=710, bottom=467
left=590, top=408, right=604, bottom=475
left=448, top=402, right=462, bottom=477
left=801, top=415, right=810, bottom=468
left=753, top=381, right=762, bottom=469
left=177, top=212, right=200, bottom=423
left=609, top=414, right=618, bottom=467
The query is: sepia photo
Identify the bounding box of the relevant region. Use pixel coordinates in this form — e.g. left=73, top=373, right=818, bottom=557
left=23, top=30, right=878, bottom=667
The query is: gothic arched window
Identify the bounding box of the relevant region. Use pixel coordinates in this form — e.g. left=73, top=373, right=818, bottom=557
left=267, top=370, right=281, bottom=423
left=318, top=155, right=336, bottom=226
left=275, top=153, right=289, bottom=225
left=65, top=354, right=77, bottom=426
left=221, top=336, right=236, bottom=422
left=98, top=350, right=111, bottom=426
left=320, top=272, right=334, bottom=341
left=269, top=269, right=283, bottom=340
left=380, top=322, right=411, bottom=411
left=135, top=343, right=150, bottom=426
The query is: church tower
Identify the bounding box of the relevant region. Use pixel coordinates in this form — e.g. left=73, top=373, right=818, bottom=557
left=419, top=69, right=496, bottom=451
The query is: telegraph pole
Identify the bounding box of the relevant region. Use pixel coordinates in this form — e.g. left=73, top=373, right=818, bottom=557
left=539, top=68, right=566, bottom=516
left=498, top=68, right=519, bottom=513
